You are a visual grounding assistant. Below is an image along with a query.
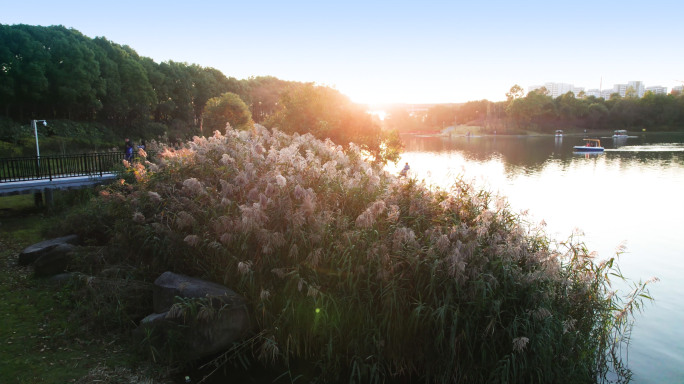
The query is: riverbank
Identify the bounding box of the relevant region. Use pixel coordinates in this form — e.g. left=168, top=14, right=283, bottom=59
left=1, top=126, right=657, bottom=382
left=408, top=127, right=654, bottom=138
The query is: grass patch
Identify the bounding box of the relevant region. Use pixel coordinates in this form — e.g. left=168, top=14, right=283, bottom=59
left=0, top=195, right=45, bottom=245
left=0, top=193, right=167, bottom=384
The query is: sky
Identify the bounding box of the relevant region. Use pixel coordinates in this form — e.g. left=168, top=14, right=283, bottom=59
left=2, top=0, right=683, bottom=105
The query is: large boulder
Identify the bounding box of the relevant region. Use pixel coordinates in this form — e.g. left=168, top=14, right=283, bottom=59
left=18, top=235, right=79, bottom=266
left=153, top=271, right=238, bottom=313
left=33, top=243, right=76, bottom=277
left=138, top=272, right=250, bottom=360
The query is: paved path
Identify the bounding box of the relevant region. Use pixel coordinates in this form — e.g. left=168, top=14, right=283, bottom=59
left=0, top=173, right=118, bottom=197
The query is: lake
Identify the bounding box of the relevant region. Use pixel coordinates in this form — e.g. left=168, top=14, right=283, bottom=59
left=387, top=132, right=684, bottom=384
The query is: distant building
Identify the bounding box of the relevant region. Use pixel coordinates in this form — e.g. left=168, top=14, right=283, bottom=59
left=547, top=82, right=574, bottom=98
left=586, top=89, right=601, bottom=98
left=613, top=84, right=628, bottom=98
left=627, top=81, right=646, bottom=97
left=528, top=82, right=584, bottom=98
left=528, top=80, right=676, bottom=99
left=645, top=86, right=668, bottom=95
left=601, top=89, right=615, bottom=99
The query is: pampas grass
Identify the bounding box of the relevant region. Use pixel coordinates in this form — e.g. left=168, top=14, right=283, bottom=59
left=66, top=125, right=655, bottom=383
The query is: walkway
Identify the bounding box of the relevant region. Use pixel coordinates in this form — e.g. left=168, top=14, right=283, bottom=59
left=0, top=152, right=125, bottom=203
left=0, top=173, right=118, bottom=197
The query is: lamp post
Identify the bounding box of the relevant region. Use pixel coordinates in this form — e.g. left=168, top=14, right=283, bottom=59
left=31, top=120, right=47, bottom=207
left=32, top=119, right=47, bottom=159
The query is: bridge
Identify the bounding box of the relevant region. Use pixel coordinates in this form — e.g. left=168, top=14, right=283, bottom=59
left=0, top=152, right=126, bottom=204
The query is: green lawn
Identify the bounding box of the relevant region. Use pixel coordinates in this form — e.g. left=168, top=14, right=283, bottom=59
left=0, top=194, right=163, bottom=383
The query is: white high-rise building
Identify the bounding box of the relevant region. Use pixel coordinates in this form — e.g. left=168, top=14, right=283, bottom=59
left=613, top=84, right=628, bottom=97
left=601, top=89, right=615, bottom=99
left=627, top=81, right=646, bottom=97
left=545, top=82, right=575, bottom=98
left=586, top=89, right=601, bottom=98
left=528, top=80, right=668, bottom=99
left=528, top=83, right=584, bottom=98
left=645, top=86, right=668, bottom=95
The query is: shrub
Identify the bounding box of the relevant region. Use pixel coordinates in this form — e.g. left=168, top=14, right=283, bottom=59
left=72, top=125, right=654, bottom=383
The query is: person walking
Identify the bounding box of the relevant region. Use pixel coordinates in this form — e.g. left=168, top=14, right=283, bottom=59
left=124, top=138, right=134, bottom=161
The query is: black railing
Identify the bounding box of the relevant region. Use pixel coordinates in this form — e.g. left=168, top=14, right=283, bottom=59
left=0, top=152, right=125, bottom=183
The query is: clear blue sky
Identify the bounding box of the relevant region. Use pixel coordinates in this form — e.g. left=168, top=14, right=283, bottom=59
left=2, top=0, right=682, bottom=104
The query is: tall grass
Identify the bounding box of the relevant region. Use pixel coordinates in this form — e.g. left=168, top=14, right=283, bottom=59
left=62, top=125, right=655, bottom=383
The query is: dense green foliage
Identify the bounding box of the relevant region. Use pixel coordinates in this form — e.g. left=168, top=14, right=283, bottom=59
left=504, top=88, right=684, bottom=132
left=385, top=87, right=684, bottom=134
left=0, top=24, right=400, bottom=162
left=202, top=92, right=254, bottom=134
left=59, top=127, right=653, bottom=383
left=0, top=24, right=240, bottom=136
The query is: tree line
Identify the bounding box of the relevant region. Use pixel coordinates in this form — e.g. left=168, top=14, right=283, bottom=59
left=2, top=24, right=681, bottom=160
left=0, top=24, right=399, bottom=162
left=385, top=85, right=684, bottom=134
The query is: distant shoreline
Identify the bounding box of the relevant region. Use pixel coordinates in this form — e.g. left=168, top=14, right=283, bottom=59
left=400, top=129, right=684, bottom=138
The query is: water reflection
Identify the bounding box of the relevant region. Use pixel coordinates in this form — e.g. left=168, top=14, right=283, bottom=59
left=613, top=136, right=628, bottom=148
left=390, top=132, right=684, bottom=384
left=398, top=133, right=684, bottom=176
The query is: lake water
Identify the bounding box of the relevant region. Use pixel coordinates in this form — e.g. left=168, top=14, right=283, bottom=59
left=388, top=132, right=684, bottom=384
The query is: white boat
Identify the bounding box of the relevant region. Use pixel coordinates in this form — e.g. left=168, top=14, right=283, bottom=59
left=555, top=130, right=563, bottom=137
left=613, top=130, right=628, bottom=138
left=573, top=139, right=604, bottom=152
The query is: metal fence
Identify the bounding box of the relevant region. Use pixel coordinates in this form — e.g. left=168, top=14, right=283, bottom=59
left=0, top=152, right=125, bottom=182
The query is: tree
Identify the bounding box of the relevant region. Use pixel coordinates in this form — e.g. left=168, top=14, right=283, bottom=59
left=625, top=86, right=638, bottom=99
left=454, top=100, right=491, bottom=125
left=506, top=84, right=525, bottom=102
left=202, top=92, right=253, bottom=134
left=267, top=83, right=401, bottom=163
left=556, top=91, right=588, bottom=121
left=425, top=104, right=457, bottom=130
left=506, top=89, right=555, bottom=129
left=42, top=26, right=104, bottom=120
left=239, top=76, right=294, bottom=123
left=586, top=103, right=609, bottom=128
left=0, top=25, right=50, bottom=118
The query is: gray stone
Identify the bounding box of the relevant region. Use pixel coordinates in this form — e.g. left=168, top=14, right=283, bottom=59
left=138, top=272, right=251, bottom=360
left=18, top=235, right=79, bottom=266
left=153, top=271, right=239, bottom=314
left=33, top=243, right=76, bottom=277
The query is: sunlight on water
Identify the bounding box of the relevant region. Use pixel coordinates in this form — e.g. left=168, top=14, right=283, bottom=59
left=608, top=144, right=684, bottom=152
left=387, top=133, right=684, bottom=384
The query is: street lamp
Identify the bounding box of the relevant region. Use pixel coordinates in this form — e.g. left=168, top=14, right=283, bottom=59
left=32, top=119, right=47, bottom=158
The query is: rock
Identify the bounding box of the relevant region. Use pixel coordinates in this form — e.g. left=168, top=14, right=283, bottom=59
left=18, top=235, right=79, bottom=266
left=33, top=243, right=76, bottom=277
left=138, top=272, right=251, bottom=360
left=153, top=271, right=239, bottom=314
